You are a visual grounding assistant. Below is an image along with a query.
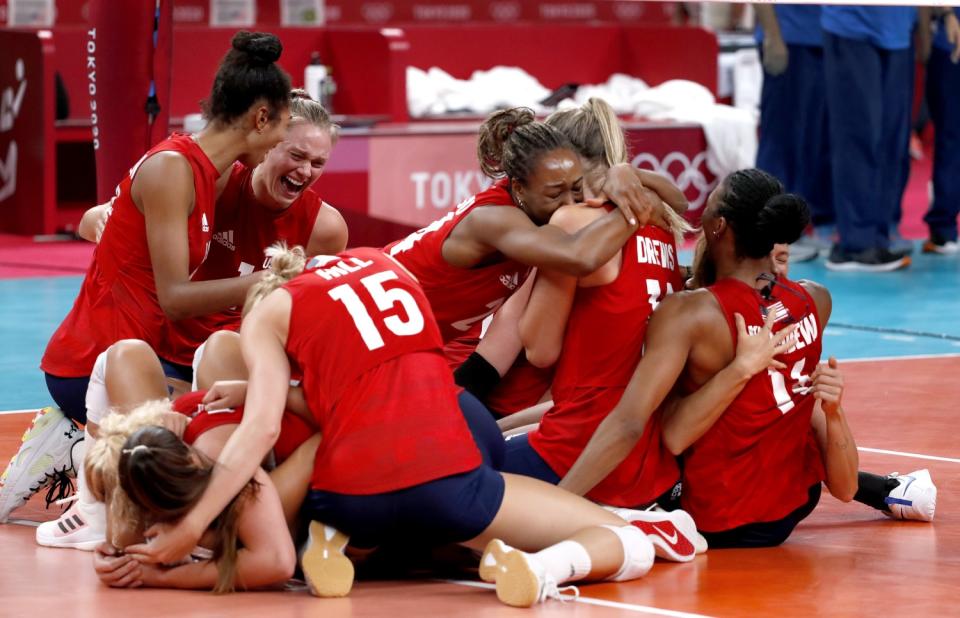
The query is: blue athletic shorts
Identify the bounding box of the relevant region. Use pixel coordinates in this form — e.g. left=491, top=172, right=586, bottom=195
left=304, top=464, right=506, bottom=549
left=44, top=373, right=90, bottom=424
left=457, top=390, right=505, bottom=470
left=503, top=431, right=683, bottom=510
left=159, top=357, right=193, bottom=385
left=502, top=432, right=562, bottom=484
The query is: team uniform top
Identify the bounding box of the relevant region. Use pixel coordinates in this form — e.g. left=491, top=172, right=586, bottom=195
left=282, top=248, right=482, bottom=495
left=159, top=162, right=323, bottom=365
left=529, top=224, right=683, bottom=507
left=172, top=390, right=315, bottom=465
left=42, top=133, right=218, bottom=377
left=385, top=180, right=531, bottom=343
left=682, top=277, right=826, bottom=532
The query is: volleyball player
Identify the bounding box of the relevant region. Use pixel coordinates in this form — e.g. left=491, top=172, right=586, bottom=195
left=130, top=246, right=709, bottom=608
left=87, top=399, right=312, bottom=592
left=75, top=89, right=347, bottom=392
left=0, top=31, right=290, bottom=536
left=686, top=239, right=937, bottom=525
left=556, top=169, right=859, bottom=547
left=385, top=107, right=686, bottom=407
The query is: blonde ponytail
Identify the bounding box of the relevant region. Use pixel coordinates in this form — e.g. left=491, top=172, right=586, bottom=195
left=242, top=242, right=307, bottom=317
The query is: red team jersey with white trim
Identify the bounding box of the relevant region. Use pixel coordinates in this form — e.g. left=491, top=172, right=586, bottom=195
left=384, top=180, right=531, bottom=343
left=282, top=248, right=482, bottom=494
left=159, top=163, right=323, bottom=365
left=529, top=224, right=683, bottom=507
left=682, top=277, right=826, bottom=532
left=41, top=134, right=218, bottom=377
left=172, top=390, right=315, bottom=465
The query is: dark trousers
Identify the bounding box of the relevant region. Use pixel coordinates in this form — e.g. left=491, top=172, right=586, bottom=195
left=824, top=33, right=913, bottom=252
left=757, top=44, right=834, bottom=227
left=925, top=47, right=960, bottom=242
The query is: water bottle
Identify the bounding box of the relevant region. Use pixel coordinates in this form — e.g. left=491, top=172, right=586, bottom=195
left=304, top=51, right=337, bottom=113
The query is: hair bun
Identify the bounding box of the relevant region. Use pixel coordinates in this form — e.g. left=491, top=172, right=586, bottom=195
left=756, top=193, right=810, bottom=246
left=231, top=31, right=282, bottom=65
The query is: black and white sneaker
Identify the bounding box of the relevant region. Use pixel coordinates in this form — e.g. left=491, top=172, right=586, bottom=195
left=922, top=235, right=959, bottom=255
left=825, top=246, right=911, bottom=272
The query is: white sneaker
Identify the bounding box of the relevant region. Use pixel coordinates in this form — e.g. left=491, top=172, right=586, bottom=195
left=480, top=539, right=579, bottom=608
left=301, top=521, right=354, bottom=598
left=885, top=469, right=937, bottom=522
left=0, top=407, right=82, bottom=522
left=35, top=496, right=106, bottom=550
left=609, top=506, right=707, bottom=561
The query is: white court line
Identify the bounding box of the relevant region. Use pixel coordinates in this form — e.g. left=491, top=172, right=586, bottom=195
left=838, top=352, right=960, bottom=364
left=0, top=409, right=38, bottom=416
left=858, top=447, right=960, bottom=465
left=6, top=519, right=40, bottom=528
left=443, top=579, right=715, bottom=617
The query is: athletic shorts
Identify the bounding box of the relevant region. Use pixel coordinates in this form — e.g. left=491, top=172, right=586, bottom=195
left=502, top=432, right=561, bottom=484
left=699, top=483, right=822, bottom=548
left=503, top=432, right=682, bottom=510
left=304, top=464, right=506, bottom=549
left=457, top=390, right=505, bottom=470
left=159, top=357, right=193, bottom=385
left=44, top=373, right=90, bottom=424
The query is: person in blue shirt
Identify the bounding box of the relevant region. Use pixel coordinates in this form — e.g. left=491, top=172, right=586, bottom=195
left=755, top=5, right=832, bottom=263
left=922, top=9, right=960, bottom=254
left=821, top=6, right=917, bottom=272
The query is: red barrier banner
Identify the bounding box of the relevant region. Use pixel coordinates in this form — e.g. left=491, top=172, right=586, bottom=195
left=364, top=123, right=714, bottom=231
left=0, top=30, right=56, bottom=235
left=368, top=132, right=491, bottom=228
left=323, top=1, right=677, bottom=25
left=152, top=0, right=676, bottom=26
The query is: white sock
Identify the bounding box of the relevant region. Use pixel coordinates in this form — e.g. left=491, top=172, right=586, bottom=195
left=85, top=351, right=110, bottom=426
left=532, top=540, right=592, bottom=584
left=75, top=429, right=96, bottom=506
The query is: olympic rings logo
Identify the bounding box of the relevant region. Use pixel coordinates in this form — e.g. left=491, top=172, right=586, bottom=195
left=631, top=151, right=716, bottom=211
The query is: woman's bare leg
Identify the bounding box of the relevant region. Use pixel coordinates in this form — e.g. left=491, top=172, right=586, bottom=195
left=104, top=339, right=168, bottom=412
left=271, top=434, right=321, bottom=527
left=465, top=473, right=626, bottom=574
left=466, top=473, right=654, bottom=607
left=195, top=330, right=247, bottom=389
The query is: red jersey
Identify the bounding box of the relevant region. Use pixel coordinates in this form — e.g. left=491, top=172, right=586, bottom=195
left=385, top=180, right=531, bottom=343
left=529, top=224, right=683, bottom=507
left=283, top=247, right=482, bottom=494
left=42, top=133, right=218, bottom=377
left=159, top=163, right=323, bottom=365
left=681, top=277, right=826, bottom=532
left=173, top=390, right=316, bottom=465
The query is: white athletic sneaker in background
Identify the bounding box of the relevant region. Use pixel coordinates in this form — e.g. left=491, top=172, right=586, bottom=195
left=885, top=469, right=937, bottom=522
left=0, top=407, right=81, bottom=522
left=35, top=496, right=106, bottom=550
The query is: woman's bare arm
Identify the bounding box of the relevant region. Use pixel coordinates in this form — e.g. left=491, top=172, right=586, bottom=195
left=135, top=152, right=262, bottom=321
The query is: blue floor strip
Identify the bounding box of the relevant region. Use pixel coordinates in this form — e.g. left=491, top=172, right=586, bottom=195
left=1, top=247, right=958, bottom=410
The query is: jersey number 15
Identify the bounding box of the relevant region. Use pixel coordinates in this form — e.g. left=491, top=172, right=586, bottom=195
left=328, top=271, right=426, bottom=351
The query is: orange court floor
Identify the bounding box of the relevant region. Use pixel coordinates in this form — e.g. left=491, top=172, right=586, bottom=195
left=0, top=355, right=956, bottom=617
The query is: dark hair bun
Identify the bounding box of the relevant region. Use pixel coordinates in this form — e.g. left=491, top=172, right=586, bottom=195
left=756, top=193, right=810, bottom=246
left=231, top=31, right=282, bottom=65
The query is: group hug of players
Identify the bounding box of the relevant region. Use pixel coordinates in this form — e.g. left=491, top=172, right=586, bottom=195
left=0, top=32, right=936, bottom=608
